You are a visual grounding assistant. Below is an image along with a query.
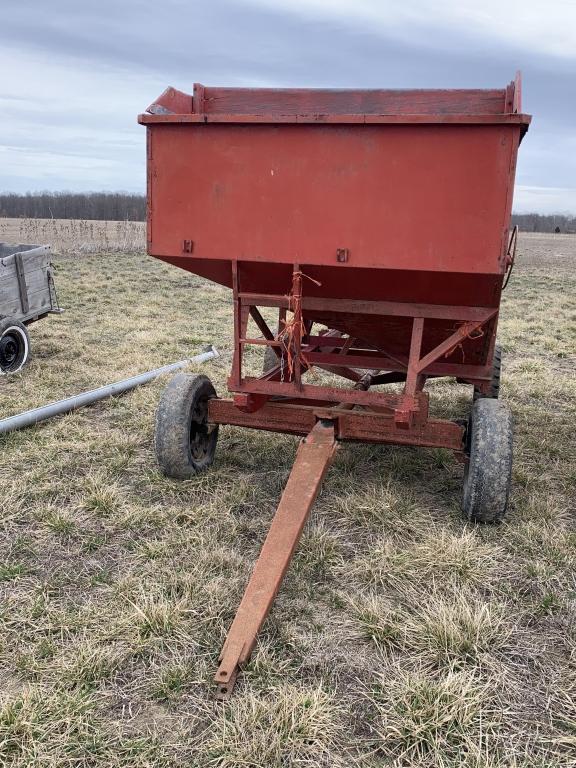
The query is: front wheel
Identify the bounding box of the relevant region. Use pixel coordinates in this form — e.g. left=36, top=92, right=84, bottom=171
left=155, top=373, right=219, bottom=479
left=462, top=398, right=513, bottom=524
left=0, top=318, right=31, bottom=375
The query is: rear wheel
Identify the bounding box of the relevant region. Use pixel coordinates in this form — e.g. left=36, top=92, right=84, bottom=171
left=462, top=398, right=513, bottom=524
left=263, top=344, right=280, bottom=373
left=155, top=373, right=219, bottom=479
left=263, top=312, right=285, bottom=373
left=0, top=318, right=30, bottom=375
left=263, top=321, right=282, bottom=373
left=474, top=343, right=501, bottom=401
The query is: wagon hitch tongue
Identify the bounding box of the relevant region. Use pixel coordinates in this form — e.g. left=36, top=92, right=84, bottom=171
left=214, top=419, right=338, bottom=699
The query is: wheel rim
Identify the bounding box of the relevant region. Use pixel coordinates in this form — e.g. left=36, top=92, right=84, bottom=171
left=0, top=328, right=27, bottom=373
left=189, top=396, right=211, bottom=461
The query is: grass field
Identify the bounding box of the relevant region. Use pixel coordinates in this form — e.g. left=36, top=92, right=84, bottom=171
left=0, top=222, right=575, bottom=767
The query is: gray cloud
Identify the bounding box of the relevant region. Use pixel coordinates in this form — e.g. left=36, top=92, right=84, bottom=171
left=1, top=0, right=574, bottom=212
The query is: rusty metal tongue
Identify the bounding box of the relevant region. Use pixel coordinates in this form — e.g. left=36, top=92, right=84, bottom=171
left=214, top=420, right=337, bottom=699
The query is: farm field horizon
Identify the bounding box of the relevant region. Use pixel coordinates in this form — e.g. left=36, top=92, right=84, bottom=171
left=0, top=220, right=575, bottom=766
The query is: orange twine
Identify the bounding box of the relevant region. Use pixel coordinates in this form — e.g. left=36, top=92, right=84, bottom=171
left=277, top=271, right=321, bottom=381
left=443, top=325, right=484, bottom=363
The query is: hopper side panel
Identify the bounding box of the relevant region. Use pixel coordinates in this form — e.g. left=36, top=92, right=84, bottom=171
left=148, top=123, right=519, bottom=276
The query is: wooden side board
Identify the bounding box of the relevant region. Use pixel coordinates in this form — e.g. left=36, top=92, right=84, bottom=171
left=0, top=247, right=56, bottom=322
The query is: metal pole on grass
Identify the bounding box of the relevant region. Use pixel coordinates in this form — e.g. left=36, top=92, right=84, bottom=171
left=0, top=346, right=219, bottom=435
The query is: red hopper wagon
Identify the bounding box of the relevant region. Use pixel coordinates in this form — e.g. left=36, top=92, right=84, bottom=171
left=139, top=75, right=531, bottom=697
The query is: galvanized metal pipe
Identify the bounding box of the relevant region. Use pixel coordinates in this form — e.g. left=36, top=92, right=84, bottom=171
left=0, top=346, right=219, bottom=435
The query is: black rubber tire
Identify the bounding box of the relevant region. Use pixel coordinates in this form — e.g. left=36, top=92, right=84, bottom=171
left=474, top=343, right=501, bottom=401
left=262, top=344, right=279, bottom=373
left=0, top=318, right=31, bottom=375
left=263, top=323, right=281, bottom=373
left=155, top=373, right=219, bottom=479
left=462, top=398, right=513, bottom=524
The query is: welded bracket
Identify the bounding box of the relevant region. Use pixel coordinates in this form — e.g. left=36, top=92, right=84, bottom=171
left=214, top=419, right=338, bottom=699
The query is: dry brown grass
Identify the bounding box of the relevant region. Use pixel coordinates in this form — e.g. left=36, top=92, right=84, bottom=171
left=0, top=225, right=575, bottom=766
left=0, top=217, right=145, bottom=254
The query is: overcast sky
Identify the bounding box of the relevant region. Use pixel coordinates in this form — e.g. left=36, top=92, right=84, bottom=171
left=1, top=0, right=575, bottom=213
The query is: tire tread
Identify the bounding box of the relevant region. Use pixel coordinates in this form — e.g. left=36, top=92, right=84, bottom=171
left=463, top=398, right=513, bottom=524
left=155, top=373, right=218, bottom=479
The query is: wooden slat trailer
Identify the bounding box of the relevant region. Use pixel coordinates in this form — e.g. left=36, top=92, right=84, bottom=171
left=139, top=75, right=531, bottom=697
left=0, top=243, right=61, bottom=374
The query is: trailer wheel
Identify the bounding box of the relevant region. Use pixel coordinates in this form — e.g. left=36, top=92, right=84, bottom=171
left=474, top=343, right=501, bottom=401
left=0, top=318, right=31, bottom=375
left=262, top=321, right=282, bottom=373
left=263, top=344, right=279, bottom=373
left=155, top=373, right=219, bottom=479
left=462, top=398, right=513, bottom=524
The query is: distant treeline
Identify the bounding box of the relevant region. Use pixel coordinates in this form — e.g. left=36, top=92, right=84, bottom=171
left=0, top=192, right=146, bottom=221
left=1, top=193, right=575, bottom=232
left=511, top=213, right=575, bottom=233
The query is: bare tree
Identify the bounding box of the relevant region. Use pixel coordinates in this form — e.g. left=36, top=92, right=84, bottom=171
left=0, top=192, right=146, bottom=221
left=511, top=213, right=576, bottom=234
